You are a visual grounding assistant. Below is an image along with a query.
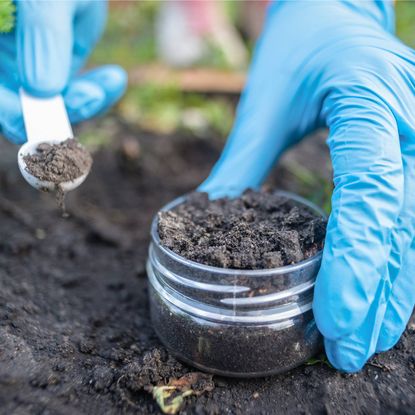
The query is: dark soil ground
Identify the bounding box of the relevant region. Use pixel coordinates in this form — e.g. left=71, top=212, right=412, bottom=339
left=0, top=118, right=414, bottom=414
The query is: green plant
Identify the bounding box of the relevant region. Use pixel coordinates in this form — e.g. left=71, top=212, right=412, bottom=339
left=396, top=1, right=415, bottom=49
left=118, top=83, right=234, bottom=137
left=0, top=0, right=15, bottom=33
left=90, top=1, right=158, bottom=69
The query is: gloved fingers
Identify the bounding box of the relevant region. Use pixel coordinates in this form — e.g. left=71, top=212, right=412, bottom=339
left=376, top=241, right=415, bottom=352
left=16, top=1, right=76, bottom=96
left=198, top=109, right=289, bottom=199
left=71, top=1, right=108, bottom=75
left=0, top=33, right=18, bottom=89
left=77, top=65, right=127, bottom=108
left=0, top=84, right=26, bottom=144
left=376, top=135, right=415, bottom=352
left=324, top=275, right=389, bottom=372
left=64, top=65, right=127, bottom=124
left=325, top=133, right=415, bottom=370
left=0, top=65, right=127, bottom=143
left=313, top=87, right=403, bottom=345
left=199, top=5, right=321, bottom=199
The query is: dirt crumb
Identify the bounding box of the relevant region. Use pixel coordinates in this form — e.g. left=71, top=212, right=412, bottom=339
left=120, top=348, right=186, bottom=393
left=158, top=189, right=326, bottom=270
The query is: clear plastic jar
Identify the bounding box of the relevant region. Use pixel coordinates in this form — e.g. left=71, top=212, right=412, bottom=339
left=147, top=191, right=324, bottom=378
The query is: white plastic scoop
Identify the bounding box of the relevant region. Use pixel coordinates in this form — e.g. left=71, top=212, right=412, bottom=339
left=18, top=89, right=90, bottom=192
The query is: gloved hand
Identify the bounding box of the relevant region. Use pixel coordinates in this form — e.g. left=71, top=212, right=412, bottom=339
left=0, top=0, right=127, bottom=144
left=200, top=0, right=415, bottom=372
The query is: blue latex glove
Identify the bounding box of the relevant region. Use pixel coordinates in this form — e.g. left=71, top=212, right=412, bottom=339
left=0, top=0, right=127, bottom=144
left=200, top=0, right=415, bottom=372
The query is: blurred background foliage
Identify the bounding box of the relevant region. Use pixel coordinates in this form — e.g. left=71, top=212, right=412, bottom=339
left=0, top=0, right=15, bottom=33
left=88, top=1, right=242, bottom=139
left=87, top=0, right=415, bottom=140
left=82, top=0, right=415, bottom=210
left=396, top=1, right=415, bottom=48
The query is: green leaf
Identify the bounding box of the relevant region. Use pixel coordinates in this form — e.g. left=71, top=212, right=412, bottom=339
left=305, top=354, right=332, bottom=368
left=0, top=0, right=15, bottom=33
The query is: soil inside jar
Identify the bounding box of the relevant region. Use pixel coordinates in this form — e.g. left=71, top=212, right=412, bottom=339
left=23, top=138, right=92, bottom=212
left=154, top=189, right=327, bottom=376
left=150, top=284, right=323, bottom=377
left=158, top=189, right=327, bottom=270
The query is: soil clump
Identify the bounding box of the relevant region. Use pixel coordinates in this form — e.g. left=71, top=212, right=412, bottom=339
left=23, top=138, right=92, bottom=211
left=23, top=138, right=92, bottom=183
left=158, top=190, right=326, bottom=270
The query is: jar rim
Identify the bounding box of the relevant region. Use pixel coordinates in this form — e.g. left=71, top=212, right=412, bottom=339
left=151, top=190, right=326, bottom=276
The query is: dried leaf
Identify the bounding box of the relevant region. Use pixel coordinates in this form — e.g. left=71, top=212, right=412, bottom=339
left=150, top=372, right=214, bottom=414
left=152, top=386, right=193, bottom=415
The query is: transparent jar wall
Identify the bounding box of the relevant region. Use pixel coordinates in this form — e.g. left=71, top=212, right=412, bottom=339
left=149, top=283, right=322, bottom=377
left=148, top=191, right=325, bottom=377
left=149, top=241, right=321, bottom=311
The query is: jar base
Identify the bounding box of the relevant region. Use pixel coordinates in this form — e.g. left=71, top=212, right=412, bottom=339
left=154, top=328, right=322, bottom=378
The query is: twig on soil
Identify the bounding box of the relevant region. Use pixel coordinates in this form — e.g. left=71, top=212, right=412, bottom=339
left=367, top=361, right=392, bottom=371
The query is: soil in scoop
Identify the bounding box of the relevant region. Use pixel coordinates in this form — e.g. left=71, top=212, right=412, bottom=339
left=158, top=189, right=326, bottom=270
left=23, top=138, right=92, bottom=211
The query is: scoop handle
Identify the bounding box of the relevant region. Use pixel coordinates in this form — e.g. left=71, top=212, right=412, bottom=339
left=20, top=88, right=73, bottom=143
